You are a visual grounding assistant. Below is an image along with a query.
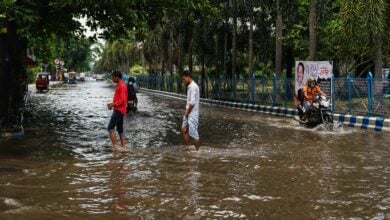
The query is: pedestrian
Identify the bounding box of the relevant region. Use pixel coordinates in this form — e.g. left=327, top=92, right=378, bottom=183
left=126, top=76, right=139, bottom=113
left=181, top=70, right=200, bottom=151
left=107, top=70, right=128, bottom=151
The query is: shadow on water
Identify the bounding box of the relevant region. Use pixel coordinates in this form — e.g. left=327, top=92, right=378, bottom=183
left=0, top=79, right=390, bottom=219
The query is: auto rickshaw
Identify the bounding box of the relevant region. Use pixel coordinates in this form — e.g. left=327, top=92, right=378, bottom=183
left=35, top=72, right=50, bottom=92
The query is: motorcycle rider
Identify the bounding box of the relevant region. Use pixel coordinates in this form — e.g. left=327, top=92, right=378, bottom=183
left=127, top=77, right=139, bottom=113
left=302, top=77, right=327, bottom=121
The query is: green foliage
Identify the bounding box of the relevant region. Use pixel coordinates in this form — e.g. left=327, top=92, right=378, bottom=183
left=253, top=64, right=274, bottom=78
left=130, top=64, right=146, bottom=75
left=5, top=0, right=388, bottom=78
left=28, top=34, right=93, bottom=73
left=94, top=37, right=140, bottom=73
left=339, top=0, right=388, bottom=75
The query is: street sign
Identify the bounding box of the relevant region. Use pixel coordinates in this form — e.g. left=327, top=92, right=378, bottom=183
left=43, top=64, right=49, bottom=68
left=54, top=59, right=60, bottom=64
left=60, top=60, right=64, bottom=66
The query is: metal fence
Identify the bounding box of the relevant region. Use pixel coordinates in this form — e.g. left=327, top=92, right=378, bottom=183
left=137, top=73, right=390, bottom=117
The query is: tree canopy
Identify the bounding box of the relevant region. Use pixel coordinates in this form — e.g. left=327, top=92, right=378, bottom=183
left=93, top=0, right=389, bottom=79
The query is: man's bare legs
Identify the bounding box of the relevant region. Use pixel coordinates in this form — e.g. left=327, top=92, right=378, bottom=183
left=109, top=132, right=118, bottom=150
left=181, top=125, right=190, bottom=145
left=182, top=125, right=200, bottom=151
left=110, top=132, right=126, bottom=151
left=120, top=136, right=126, bottom=150
left=194, top=139, right=200, bottom=151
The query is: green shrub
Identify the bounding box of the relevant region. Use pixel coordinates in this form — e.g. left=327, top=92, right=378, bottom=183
left=130, top=65, right=146, bottom=75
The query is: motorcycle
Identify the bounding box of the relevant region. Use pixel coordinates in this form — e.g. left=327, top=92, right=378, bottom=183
left=299, top=94, right=334, bottom=130
left=126, top=96, right=138, bottom=113
left=126, top=83, right=138, bottom=114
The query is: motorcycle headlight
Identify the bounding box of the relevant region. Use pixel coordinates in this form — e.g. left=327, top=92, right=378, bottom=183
left=322, top=102, right=329, bottom=108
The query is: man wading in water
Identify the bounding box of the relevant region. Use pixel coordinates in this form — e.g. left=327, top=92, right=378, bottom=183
left=107, top=71, right=128, bottom=151
left=181, top=70, right=200, bottom=151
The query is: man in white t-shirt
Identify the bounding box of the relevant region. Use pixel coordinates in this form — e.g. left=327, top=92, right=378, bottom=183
left=181, top=70, right=200, bottom=151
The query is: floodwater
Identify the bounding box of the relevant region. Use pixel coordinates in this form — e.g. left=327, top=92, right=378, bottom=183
left=0, top=79, right=389, bottom=219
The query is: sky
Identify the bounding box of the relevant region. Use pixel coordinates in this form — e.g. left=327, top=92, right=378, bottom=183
left=78, top=16, right=106, bottom=43
left=78, top=16, right=106, bottom=61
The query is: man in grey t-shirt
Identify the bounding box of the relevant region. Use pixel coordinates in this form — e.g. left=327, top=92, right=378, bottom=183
left=181, top=70, right=200, bottom=151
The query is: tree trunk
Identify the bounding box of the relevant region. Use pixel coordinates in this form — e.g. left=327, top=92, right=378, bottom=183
left=231, top=0, right=237, bottom=98
left=309, top=0, right=317, bottom=60
left=169, top=28, right=173, bottom=75
left=0, top=26, right=11, bottom=124
left=161, top=56, right=165, bottom=90
left=0, top=19, right=26, bottom=129
left=286, top=46, right=294, bottom=99
left=373, top=37, right=383, bottom=113
left=178, top=33, right=183, bottom=75
left=286, top=46, right=294, bottom=78
left=223, top=27, right=228, bottom=76
left=189, top=39, right=193, bottom=74
left=249, top=15, right=254, bottom=77
left=275, top=1, right=282, bottom=77
left=200, top=17, right=206, bottom=98
left=161, top=55, right=165, bottom=76
left=178, top=32, right=183, bottom=93
left=201, top=53, right=205, bottom=98
left=215, top=34, right=219, bottom=76
left=248, top=14, right=254, bottom=102
left=374, top=37, right=382, bottom=78
left=232, top=0, right=237, bottom=78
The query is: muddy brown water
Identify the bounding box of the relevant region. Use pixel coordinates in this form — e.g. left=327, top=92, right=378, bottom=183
left=0, top=79, right=389, bottom=219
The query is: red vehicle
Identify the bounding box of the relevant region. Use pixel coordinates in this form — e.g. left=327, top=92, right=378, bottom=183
left=35, top=72, right=50, bottom=92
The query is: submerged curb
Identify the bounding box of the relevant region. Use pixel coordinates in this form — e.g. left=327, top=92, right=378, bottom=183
left=334, top=114, right=390, bottom=132
left=143, top=88, right=390, bottom=133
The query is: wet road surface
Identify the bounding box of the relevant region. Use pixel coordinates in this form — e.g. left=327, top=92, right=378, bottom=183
left=0, top=79, right=389, bottom=219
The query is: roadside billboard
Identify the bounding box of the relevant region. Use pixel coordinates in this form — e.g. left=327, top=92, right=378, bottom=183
left=294, top=61, right=333, bottom=105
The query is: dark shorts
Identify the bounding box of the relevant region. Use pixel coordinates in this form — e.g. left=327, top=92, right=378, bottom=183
left=107, top=110, right=125, bottom=137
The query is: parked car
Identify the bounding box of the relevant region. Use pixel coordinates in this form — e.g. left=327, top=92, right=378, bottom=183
left=96, top=74, right=104, bottom=81
left=79, top=72, right=86, bottom=82
left=35, top=72, right=50, bottom=92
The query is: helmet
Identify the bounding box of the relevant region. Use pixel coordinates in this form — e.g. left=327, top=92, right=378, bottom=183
left=307, top=77, right=316, bottom=87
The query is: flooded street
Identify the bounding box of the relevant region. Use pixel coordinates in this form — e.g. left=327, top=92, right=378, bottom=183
left=0, top=79, right=389, bottom=219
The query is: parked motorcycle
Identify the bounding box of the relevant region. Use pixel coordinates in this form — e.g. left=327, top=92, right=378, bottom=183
left=299, top=94, right=334, bottom=130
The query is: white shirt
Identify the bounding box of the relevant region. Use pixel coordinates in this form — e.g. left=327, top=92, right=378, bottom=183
left=186, top=80, right=200, bottom=117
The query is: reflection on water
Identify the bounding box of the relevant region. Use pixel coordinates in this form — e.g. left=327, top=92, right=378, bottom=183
left=0, top=79, right=389, bottom=219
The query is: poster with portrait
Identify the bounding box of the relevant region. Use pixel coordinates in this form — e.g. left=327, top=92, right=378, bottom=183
left=294, top=61, right=333, bottom=106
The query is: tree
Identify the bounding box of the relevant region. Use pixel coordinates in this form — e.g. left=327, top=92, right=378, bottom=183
left=0, top=0, right=156, bottom=127
left=0, top=0, right=213, bottom=128
left=341, top=0, right=388, bottom=77
left=309, top=0, right=317, bottom=60
left=275, top=0, right=283, bottom=76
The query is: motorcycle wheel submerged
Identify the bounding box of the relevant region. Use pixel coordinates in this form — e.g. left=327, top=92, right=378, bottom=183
left=323, top=113, right=334, bottom=131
